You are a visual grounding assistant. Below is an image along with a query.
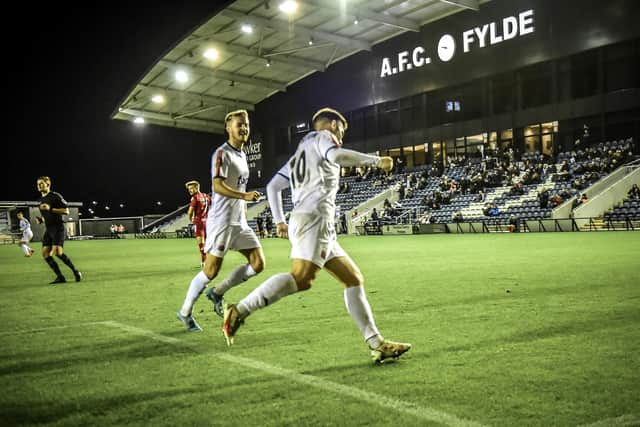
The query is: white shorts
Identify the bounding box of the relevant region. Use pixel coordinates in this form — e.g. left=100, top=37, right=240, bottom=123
left=204, top=222, right=261, bottom=258
left=288, top=213, right=347, bottom=268
left=21, top=230, right=33, bottom=243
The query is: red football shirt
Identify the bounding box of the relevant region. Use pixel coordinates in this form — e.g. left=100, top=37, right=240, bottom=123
left=190, top=192, right=211, bottom=222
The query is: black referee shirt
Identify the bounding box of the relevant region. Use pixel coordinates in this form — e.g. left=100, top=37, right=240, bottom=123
left=39, top=191, right=67, bottom=227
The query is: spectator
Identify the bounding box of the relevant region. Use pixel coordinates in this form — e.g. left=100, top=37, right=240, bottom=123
left=488, top=203, right=500, bottom=217
left=507, top=215, right=519, bottom=232
left=370, top=208, right=379, bottom=223
left=117, top=224, right=125, bottom=234
left=578, top=193, right=589, bottom=205
left=256, top=216, right=265, bottom=238
left=265, top=214, right=273, bottom=237
left=452, top=210, right=463, bottom=223
left=628, top=184, right=640, bottom=200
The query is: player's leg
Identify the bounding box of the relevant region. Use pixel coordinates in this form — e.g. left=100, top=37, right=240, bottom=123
left=324, top=252, right=411, bottom=363
left=25, top=230, right=34, bottom=256
left=180, top=253, right=223, bottom=316
left=53, top=229, right=81, bottom=282
left=177, top=224, right=229, bottom=330
left=207, top=246, right=265, bottom=314
left=194, top=220, right=206, bottom=265
left=206, top=227, right=264, bottom=316
left=195, top=236, right=205, bottom=265
left=42, top=238, right=65, bottom=284
left=18, top=239, right=30, bottom=256
left=222, top=258, right=316, bottom=345
left=176, top=253, right=223, bottom=332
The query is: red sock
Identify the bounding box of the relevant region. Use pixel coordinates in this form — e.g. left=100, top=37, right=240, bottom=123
left=199, top=242, right=206, bottom=262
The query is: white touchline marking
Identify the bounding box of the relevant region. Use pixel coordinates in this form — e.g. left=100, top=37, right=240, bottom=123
left=218, top=353, right=486, bottom=427
left=578, top=414, right=639, bottom=427
left=100, top=320, right=486, bottom=427
left=99, top=321, right=182, bottom=344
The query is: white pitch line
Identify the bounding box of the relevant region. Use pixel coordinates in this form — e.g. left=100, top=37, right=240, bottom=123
left=578, top=414, right=639, bottom=427
left=218, top=353, right=486, bottom=427
left=98, top=321, right=182, bottom=345
left=99, top=320, right=485, bottom=427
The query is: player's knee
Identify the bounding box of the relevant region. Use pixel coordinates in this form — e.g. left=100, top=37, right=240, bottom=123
left=351, top=270, right=365, bottom=287
left=291, top=273, right=314, bottom=291
left=202, top=265, right=218, bottom=280
left=251, top=257, right=265, bottom=274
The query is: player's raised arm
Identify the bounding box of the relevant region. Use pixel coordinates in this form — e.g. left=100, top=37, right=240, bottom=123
left=326, top=146, right=393, bottom=172
left=266, top=164, right=290, bottom=238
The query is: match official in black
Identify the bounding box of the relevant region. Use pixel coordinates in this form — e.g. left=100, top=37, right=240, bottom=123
left=36, top=176, right=82, bottom=284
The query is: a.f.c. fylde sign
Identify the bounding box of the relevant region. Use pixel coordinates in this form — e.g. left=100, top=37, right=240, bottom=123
left=379, top=9, right=535, bottom=78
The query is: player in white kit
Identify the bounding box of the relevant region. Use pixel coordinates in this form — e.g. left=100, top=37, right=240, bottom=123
left=177, top=110, right=265, bottom=332
left=16, top=211, right=35, bottom=257
left=222, top=108, right=411, bottom=363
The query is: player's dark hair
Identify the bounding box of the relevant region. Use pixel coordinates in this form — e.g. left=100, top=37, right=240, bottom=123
left=37, top=176, right=51, bottom=184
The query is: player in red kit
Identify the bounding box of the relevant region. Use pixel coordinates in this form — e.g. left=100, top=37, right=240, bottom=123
left=185, top=180, right=211, bottom=266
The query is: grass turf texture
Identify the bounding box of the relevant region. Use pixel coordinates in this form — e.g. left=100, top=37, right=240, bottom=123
left=0, top=233, right=638, bottom=426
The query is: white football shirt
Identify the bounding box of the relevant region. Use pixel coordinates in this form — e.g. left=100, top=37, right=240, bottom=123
left=19, top=218, right=31, bottom=232
left=277, top=130, right=341, bottom=221
left=208, top=142, right=250, bottom=226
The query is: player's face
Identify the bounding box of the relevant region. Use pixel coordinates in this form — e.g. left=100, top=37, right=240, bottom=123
left=227, top=115, right=250, bottom=144
left=17, top=212, right=23, bottom=219
left=37, top=179, right=50, bottom=193
left=332, top=120, right=346, bottom=142
left=187, top=185, right=198, bottom=196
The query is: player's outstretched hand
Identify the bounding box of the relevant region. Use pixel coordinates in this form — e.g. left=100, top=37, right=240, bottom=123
left=244, top=191, right=262, bottom=202
left=276, top=222, right=288, bottom=239
left=378, top=156, right=394, bottom=172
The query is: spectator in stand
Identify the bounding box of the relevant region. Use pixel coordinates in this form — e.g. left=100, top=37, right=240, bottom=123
left=578, top=193, right=589, bottom=205
left=550, top=193, right=564, bottom=208
left=370, top=208, right=379, bottom=224
left=539, top=189, right=549, bottom=209
left=452, top=210, right=463, bottom=223
left=398, top=182, right=405, bottom=200
left=488, top=203, right=500, bottom=217
left=628, top=184, right=640, bottom=200
left=256, top=216, right=265, bottom=238
left=507, top=215, right=519, bottom=232
left=265, top=214, right=273, bottom=237
left=117, top=224, right=125, bottom=234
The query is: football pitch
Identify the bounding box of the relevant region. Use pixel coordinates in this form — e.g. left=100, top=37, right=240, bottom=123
left=0, top=233, right=638, bottom=426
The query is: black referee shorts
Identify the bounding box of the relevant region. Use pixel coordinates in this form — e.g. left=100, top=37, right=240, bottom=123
left=42, top=226, right=65, bottom=247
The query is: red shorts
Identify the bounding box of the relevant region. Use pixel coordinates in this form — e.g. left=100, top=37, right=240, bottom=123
left=193, top=219, right=206, bottom=238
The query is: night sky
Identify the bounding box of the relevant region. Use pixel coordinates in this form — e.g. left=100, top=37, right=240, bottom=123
left=3, top=2, right=232, bottom=217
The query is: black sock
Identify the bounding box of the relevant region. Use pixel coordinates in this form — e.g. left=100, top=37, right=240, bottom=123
left=57, top=254, right=77, bottom=272
left=45, top=256, right=63, bottom=277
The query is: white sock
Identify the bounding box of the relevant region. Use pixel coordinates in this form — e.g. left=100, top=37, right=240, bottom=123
left=344, top=286, right=382, bottom=348
left=180, top=271, right=210, bottom=316
left=214, top=264, right=257, bottom=296
left=20, top=244, right=30, bottom=255
left=237, top=273, right=298, bottom=316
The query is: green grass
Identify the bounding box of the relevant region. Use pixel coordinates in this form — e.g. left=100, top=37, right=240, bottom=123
left=0, top=233, right=639, bottom=426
